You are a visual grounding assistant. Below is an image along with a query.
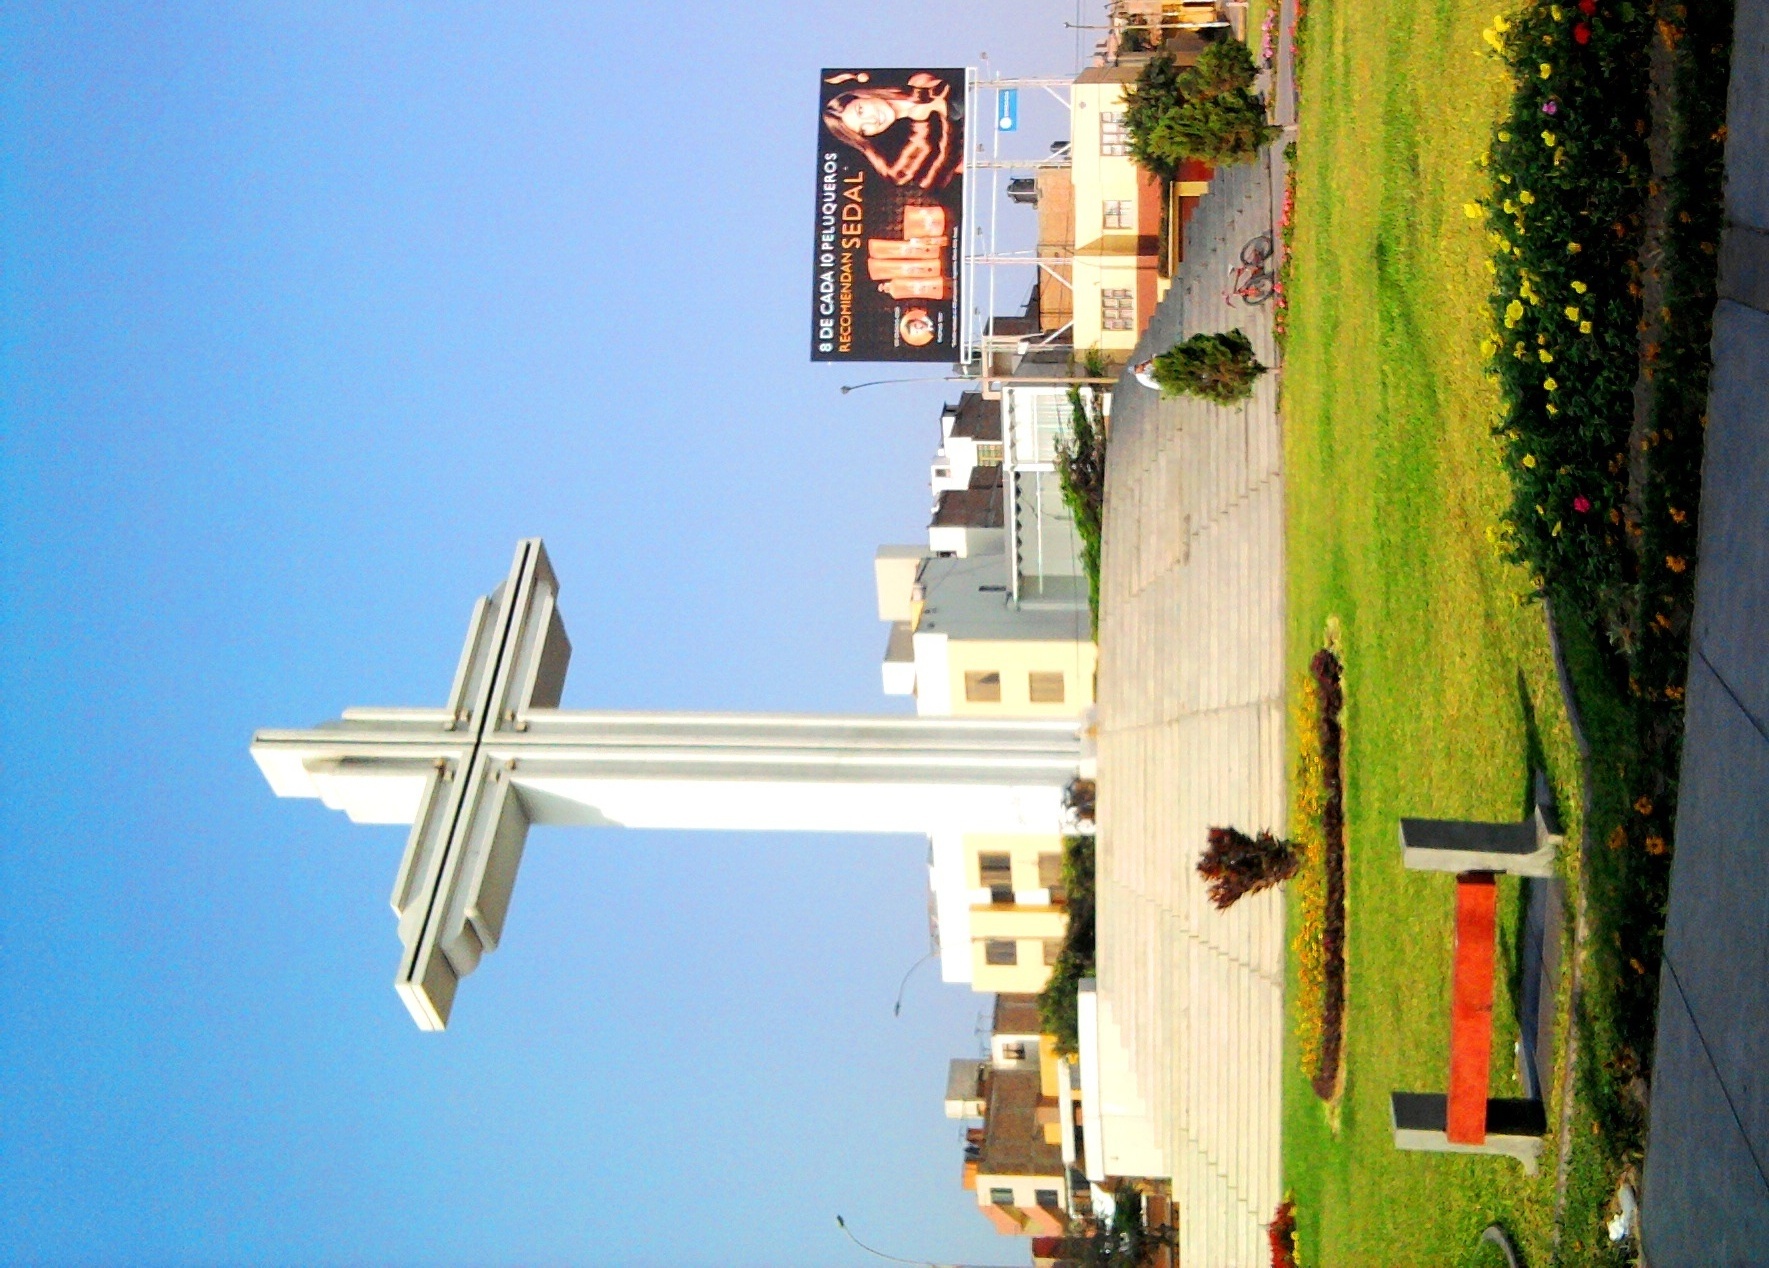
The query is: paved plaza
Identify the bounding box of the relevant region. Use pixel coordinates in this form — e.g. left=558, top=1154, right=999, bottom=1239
left=1094, top=150, right=1288, bottom=1265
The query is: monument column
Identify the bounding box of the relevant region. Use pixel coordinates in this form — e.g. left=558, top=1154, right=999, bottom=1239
left=250, top=540, right=1082, bottom=1028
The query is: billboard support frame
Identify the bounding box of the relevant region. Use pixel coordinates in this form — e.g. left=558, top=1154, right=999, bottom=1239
left=957, top=72, right=1077, bottom=374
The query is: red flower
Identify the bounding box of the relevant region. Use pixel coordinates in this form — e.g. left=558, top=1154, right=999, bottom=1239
left=1578, top=0, right=1596, bottom=13
left=1573, top=495, right=1592, bottom=512
left=1574, top=21, right=1591, bottom=41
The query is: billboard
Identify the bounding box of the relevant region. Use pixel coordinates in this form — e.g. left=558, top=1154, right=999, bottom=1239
left=811, top=68, right=966, bottom=362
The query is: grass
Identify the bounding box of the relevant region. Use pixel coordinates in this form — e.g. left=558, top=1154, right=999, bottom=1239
left=1277, top=0, right=1619, bottom=1257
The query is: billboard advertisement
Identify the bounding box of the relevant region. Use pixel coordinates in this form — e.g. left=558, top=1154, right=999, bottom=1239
left=811, top=68, right=966, bottom=362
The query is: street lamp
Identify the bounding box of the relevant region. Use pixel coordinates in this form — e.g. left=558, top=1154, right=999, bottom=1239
left=891, top=949, right=939, bottom=1016
left=833, top=1215, right=1023, bottom=1268
left=840, top=376, right=974, bottom=394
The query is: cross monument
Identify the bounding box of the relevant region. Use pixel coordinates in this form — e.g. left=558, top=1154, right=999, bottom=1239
left=252, top=539, right=1082, bottom=1030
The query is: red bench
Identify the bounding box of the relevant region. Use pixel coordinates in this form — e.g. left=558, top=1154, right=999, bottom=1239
left=1390, top=782, right=1559, bottom=1170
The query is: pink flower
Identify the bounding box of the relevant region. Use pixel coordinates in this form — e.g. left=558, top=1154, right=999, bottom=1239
left=1574, top=21, right=1591, bottom=42
left=1573, top=495, right=1592, bottom=512
left=1542, top=98, right=1559, bottom=115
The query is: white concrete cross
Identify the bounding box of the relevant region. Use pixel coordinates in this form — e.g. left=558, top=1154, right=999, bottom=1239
left=253, top=539, right=1081, bottom=1031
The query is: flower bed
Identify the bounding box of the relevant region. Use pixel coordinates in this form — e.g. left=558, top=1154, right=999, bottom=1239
left=1475, top=0, right=1652, bottom=606
left=1274, top=142, right=1298, bottom=346
left=1292, top=649, right=1347, bottom=1099
left=1268, top=1198, right=1299, bottom=1268
left=1473, top=0, right=1732, bottom=1198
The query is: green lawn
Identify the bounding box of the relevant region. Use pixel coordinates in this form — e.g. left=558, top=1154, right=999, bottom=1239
left=1278, top=0, right=1607, bottom=1260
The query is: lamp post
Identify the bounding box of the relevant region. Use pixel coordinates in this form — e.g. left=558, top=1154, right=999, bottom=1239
left=839, top=373, right=1119, bottom=395
left=833, top=1215, right=1023, bottom=1268
left=891, top=949, right=939, bottom=1016
left=840, top=376, right=974, bottom=394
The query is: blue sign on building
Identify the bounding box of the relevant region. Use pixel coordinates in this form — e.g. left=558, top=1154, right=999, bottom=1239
left=996, top=88, right=1019, bottom=132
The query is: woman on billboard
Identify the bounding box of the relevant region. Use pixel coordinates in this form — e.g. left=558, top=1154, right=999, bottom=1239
left=822, top=71, right=963, bottom=191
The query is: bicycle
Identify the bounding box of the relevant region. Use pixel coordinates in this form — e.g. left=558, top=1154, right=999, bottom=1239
left=1225, top=232, right=1278, bottom=306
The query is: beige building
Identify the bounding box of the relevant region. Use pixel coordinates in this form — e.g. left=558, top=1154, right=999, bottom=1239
left=1068, top=48, right=1215, bottom=354
left=874, top=390, right=1097, bottom=996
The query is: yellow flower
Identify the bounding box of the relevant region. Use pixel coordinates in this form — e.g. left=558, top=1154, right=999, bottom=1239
left=1464, top=201, right=1483, bottom=218
left=1522, top=453, right=1537, bottom=468
left=1498, top=130, right=1512, bottom=142
left=1486, top=258, right=1499, bottom=274
left=1552, top=520, right=1563, bottom=536
left=1546, top=403, right=1560, bottom=415
left=1579, top=320, right=1593, bottom=333
left=1505, top=299, right=1525, bottom=325
left=1550, top=3, right=1563, bottom=16
left=1536, top=503, right=1546, bottom=515
left=1513, top=343, right=1526, bottom=358
left=1544, top=377, right=1558, bottom=391
left=1483, top=26, right=1503, bottom=47
left=1480, top=336, right=1498, bottom=358
left=1541, top=131, right=1557, bottom=147
left=1502, top=198, right=1517, bottom=214
left=1571, top=280, right=1589, bottom=293
left=1494, top=12, right=1511, bottom=30
left=1567, top=241, right=1583, bottom=253
left=1540, top=62, right=1553, bottom=77
left=1519, top=189, right=1536, bottom=204
left=1538, top=348, right=1554, bottom=363
left=1666, top=555, right=1688, bottom=573
left=1499, top=172, right=1513, bottom=183
left=1564, top=305, right=1581, bottom=321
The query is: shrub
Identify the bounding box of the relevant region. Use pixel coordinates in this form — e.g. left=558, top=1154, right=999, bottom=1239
left=1064, top=776, right=1098, bottom=827
left=1039, top=835, right=1097, bottom=1054
left=1198, top=826, right=1300, bottom=910
left=1072, top=1183, right=1158, bottom=1268
left=1150, top=329, right=1267, bottom=404
left=1124, top=42, right=1279, bottom=173
left=1058, top=366, right=1108, bottom=637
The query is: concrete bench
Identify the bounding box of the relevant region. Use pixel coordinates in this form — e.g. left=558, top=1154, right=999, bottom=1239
left=1390, top=773, right=1560, bottom=1171
left=1398, top=770, right=1564, bottom=877
left=1390, top=1092, right=1548, bottom=1172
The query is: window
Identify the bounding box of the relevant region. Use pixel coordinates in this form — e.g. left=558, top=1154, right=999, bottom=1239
left=1029, top=671, right=1066, bottom=703
left=1001, top=1041, right=1027, bottom=1062
left=985, top=938, right=1018, bottom=966
left=1101, top=288, right=1134, bottom=332
left=1103, top=199, right=1131, bottom=229
left=1100, top=111, right=1129, bottom=156
left=1043, top=938, right=1065, bottom=966
left=980, top=852, right=1014, bottom=905
left=1038, top=852, right=1065, bottom=902
left=1036, top=1189, right=1062, bottom=1209
left=965, top=670, right=1002, bottom=702
left=975, top=440, right=1004, bottom=465
left=990, top=1188, right=1016, bottom=1207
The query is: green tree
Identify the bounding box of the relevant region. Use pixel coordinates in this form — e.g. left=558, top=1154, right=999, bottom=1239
left=1149, top=329, right=1267, bottom=404
left=1123, top=43, right=1278, bottom=172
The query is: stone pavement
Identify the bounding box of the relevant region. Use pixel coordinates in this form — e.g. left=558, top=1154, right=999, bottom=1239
left=1641, top=3, right=1769, bottom=1262
left=1094, top=149, right=1287, bottom=1266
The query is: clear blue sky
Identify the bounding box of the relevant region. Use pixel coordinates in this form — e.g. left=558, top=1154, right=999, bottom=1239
left=0, top=4, right=1086, bottom=1266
